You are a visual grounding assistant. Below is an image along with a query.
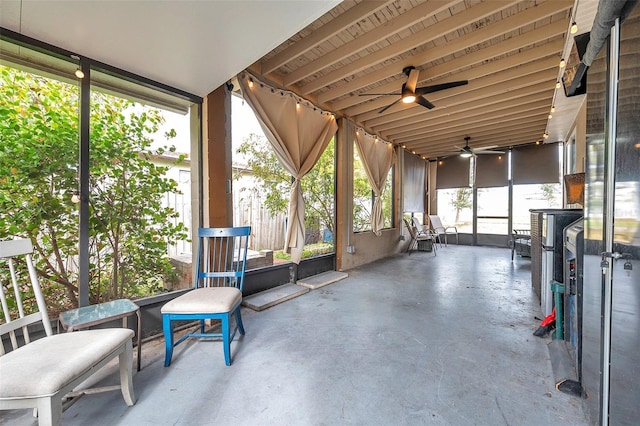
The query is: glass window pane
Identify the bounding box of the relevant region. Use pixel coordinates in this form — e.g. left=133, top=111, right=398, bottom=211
left=477, top=187, right=509, bottom=235
left=353, top=144, right=372, bottom=232
left=1, top=61, right=80, bottom=314
left=90, top=69, right=194, bottom=300
left=232, top=95, right=335, bottom=261
left=512, top=183, right=562, bottom=229
left=435, top=188, right=473, bottom=233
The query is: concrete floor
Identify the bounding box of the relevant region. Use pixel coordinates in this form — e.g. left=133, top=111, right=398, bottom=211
left=3, top=245, right=587, bottom=425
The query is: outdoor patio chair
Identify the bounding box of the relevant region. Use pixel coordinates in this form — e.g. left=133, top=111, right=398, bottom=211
left=0, top=239, right=136, bottom=426
left=161, top=226, right=251, bottom=367
left=403, top=218, right=436, bottom=256
left=428, top=215, right=459, bottom=245
left=411, top=217, right=432, bottom=238
left=510, top=228, right=532, bottom=260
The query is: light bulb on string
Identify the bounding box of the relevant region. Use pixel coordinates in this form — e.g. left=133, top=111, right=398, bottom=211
left=570, top=22, right=578, bottom=34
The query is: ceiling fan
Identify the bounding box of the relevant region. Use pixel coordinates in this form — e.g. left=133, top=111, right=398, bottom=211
left=455, top=136, right=504, bottom=158
left=360, top=66, right=468, bottom=114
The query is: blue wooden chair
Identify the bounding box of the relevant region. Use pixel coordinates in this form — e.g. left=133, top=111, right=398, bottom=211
left=161, top=226, right=251, bottom=366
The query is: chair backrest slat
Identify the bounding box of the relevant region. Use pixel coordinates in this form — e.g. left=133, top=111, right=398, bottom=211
left=0, top=239, right=53, bottom=357
left=195, top=227, right=251, bottom=291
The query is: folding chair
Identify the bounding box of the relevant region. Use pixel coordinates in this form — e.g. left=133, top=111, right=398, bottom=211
left=428, top=215, right=459, bottom=245
left=403, top=218, right=436, bottom=256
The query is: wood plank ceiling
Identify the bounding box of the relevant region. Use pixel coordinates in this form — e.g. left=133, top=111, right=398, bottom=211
left=246, top=0, right=575, bottom=160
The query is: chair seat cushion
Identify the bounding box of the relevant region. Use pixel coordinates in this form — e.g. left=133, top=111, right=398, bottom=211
left=161, top=287, right=241, bottom=314
left=0, top=328, right=134, bottom=399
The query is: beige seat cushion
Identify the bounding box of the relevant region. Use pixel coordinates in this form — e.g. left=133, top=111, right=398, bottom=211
left=161, top=287, right=241, bottom=314
left=0, top=328, right=134, bottom=399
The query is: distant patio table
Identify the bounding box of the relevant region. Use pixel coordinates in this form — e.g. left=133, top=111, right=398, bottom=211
left=58, top=299, right=142, bottom=371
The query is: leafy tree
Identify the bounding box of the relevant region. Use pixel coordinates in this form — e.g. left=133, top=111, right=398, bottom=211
left=450, top=187, right=472, bottom=223
left=235, top=133, right=335, bottom=235
left=0, top=66, right=187, bottom=313
left=540, top=183, right=557, bottom=206
left=352, top=150, right=373, bottom=232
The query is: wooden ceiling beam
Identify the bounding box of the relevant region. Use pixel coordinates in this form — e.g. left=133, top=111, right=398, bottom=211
left=261, top=1, right=394, bottom=75
left=396, top=114, right=548, bottom=145
left=365, top=80, right=553, bottom=129
left=282, top=0, right=458, bottom=87
left=351, top=19, right=566, bottom=111
left=299, top=0, right=514, bottom=95
left=353, top=62, right=558, bottom=123
left=332, top=39, right=563, bottom=112
left=318, top=0, right=570, bottom=103
left=388, top=103, right=549, bottom=140
left=374, top=92, right=550, bottom=137
left=405, top=123, right=546, bottom=153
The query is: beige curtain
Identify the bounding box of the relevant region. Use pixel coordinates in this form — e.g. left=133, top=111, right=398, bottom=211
left=354, top=130, right=397, bottom=236
left=238, top=73, right=337, bottom=263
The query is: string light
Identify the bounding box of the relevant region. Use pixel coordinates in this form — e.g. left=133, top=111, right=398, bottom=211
left=559, top=58, right=566, bottom=68
left=548, top=114, right=553, bottom=119
left=248, top=78, right=254, bottom=89
left=570, top=22, right=578, bottom=34
left=551, top=105, right=556, bottom=113
left=75, top=68, right=84, bottom=79
left=543, top=133, right=549, bottom=139
left=556, top=81, right=562, bottom=89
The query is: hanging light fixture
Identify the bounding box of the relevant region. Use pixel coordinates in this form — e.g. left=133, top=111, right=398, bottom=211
left=75, top=67, right=84, bottom=79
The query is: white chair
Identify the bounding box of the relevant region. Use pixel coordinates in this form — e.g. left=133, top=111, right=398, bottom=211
left=411, top=216, right=430, bottom=237
left=0, top=239, right=136, bottom=426
left=428, top=215, right=459, bottom=245
left=403, top=218, right=436, bottom=256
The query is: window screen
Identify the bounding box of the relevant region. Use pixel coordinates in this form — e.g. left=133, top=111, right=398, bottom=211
left=512, top=143, right=561, bottom=184
left=403, top=151, right=425, bottom=212
left=435, top=156, right=470, bottom=189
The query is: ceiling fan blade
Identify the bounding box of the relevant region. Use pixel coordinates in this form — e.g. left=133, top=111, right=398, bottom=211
left=476, top=150, right=505, bottom=155
left=415, top=80, right=468, bottom=95
left=406, top=68, right=420, bottom=92
left=378, top=98, right=402, bottom=114
left=415, top=96, right=435, bottom=110
left=473, top=145, right=498, bottom=151
left=358, top=92, right=401, bottom=96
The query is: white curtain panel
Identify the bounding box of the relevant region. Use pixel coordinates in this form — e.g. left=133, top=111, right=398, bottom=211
left=354, top=130, right=397, bottom=236
left=238, top=73, right=337, bottom=263
left=403, top=151, right=426, bottom=213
